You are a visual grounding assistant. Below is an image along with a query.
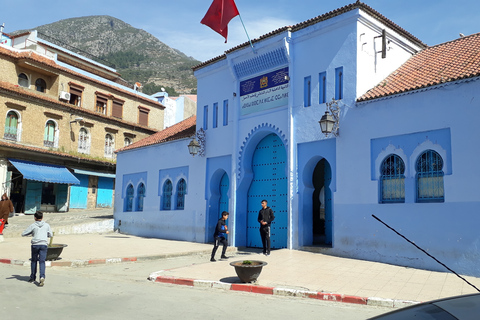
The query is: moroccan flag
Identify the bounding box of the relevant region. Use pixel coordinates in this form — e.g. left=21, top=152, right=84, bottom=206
left=201, top=0, right=240, bottom=43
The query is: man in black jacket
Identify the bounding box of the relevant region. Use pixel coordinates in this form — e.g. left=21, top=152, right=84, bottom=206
left=258, top=200, right=275, bottom=255
left=210, top=211, right=229, bottom=262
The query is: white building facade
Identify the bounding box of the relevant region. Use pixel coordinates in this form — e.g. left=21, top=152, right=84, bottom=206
left=115, top=2, right=480, bottom=277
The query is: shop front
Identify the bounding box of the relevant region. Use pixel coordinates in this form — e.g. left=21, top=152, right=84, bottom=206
left=8, top=159, right=80, bottom=214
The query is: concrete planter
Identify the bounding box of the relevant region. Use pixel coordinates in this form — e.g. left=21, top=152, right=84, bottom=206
left=46, top=244, right=67, bottom=261
left=230, top=260, right=267, bottom=283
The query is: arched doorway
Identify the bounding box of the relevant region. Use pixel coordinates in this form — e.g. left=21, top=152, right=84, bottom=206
left=207, top=171, right=229, bottom=243
left=312, top=159, right=332, bottom=245
left=246, top=133, right=288, bottom=248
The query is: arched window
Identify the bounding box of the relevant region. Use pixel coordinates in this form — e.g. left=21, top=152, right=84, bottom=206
left=125, top=184, right=134, bottom=212
left=162, top=180, right=172, bottom=210
left=416, top=150, right=444, bottom=202
left=18, top=73, right=28, bottom=87
left=136, top=183, right=145, bottom=212
left=44, top=120, right=56, bottom=147
left=104, top=134, right=114, bottom=158
left=176, top=178, right=186, bottom=210
left=380, top=154, right=405, bottom=203
left=4, top=111, right=19, bottom=141
left=78, top=128, right=90, bottom=154
left=35, top=78, right=47, bottom=92
left=124, top=137, right=132, bottom=147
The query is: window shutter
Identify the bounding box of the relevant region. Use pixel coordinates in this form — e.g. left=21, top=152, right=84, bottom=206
left=70, top=87, right=83, bottom=96
left=139, top=109, right=149, bottom=126
left=96, top=95, right=108, bottom=105
left=112, top=101, right=123, bottom=119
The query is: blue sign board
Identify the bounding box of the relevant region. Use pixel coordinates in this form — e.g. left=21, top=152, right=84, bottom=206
left=240, top=67, right=289, bottom=115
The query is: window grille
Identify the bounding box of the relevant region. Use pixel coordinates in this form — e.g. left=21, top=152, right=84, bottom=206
left=176, top=178, right=186, bottom=210
left=104, top=134, right=114, bottom=158
left=416, top=150, right=444, bottom=202
left=162, top=180, right=172, bottom=210
left=136, top=183, right=145, bottom=212
left=44, top=120, right=55, bottom=147
left=4, top=111, right=18, bottom=141
left=380, top=154, right=405, bottom=203
left=125, top=184, right=134, bottom=212
left=78, top=128, right=90, bottom=154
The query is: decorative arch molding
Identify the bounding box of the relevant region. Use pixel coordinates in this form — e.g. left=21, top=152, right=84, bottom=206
left=374, top=144, right=408, bottom=180
left=410, top=139, right=448, bottom=176
left=237, top=122, right=288, bottom=181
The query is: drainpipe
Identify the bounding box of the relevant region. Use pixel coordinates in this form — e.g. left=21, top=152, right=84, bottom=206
left=285, top=28, right=295, bottom=249
left=227, top=56, right=239, bottom=248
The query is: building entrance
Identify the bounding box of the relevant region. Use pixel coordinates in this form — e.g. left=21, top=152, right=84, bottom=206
left=246, top=133, right=288, bottom=248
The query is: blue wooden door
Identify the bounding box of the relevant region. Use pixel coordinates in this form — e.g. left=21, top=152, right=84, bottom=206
left=247, top=134, right=288, bottom=248
left=96, top=177, right=113, bottom=208
left=25, top=180, right=42, bottom=214
left=69, top=174, right=88, bottom=209
left=324, top=161, right=333, bottom=245
left=55, top=184, right=69, bottom=212
left=219, top=173, right=229, bottom=218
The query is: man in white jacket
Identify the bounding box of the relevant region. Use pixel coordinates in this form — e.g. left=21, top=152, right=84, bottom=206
left=22, top=211, right=52, bottom=287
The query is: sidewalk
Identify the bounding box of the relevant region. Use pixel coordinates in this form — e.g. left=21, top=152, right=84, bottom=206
left=2, top=209, right=480, bottom=308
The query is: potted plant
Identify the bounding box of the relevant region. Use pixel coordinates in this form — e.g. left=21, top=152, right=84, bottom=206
left=230, top=260, right=268, bottom=283
left=46, top=232, right=67, bottom=261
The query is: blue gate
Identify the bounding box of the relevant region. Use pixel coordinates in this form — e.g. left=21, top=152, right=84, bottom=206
left=219, top=173, right=229, bottom=218
left=247, top=133, right=288, bottom=248
left=69, top=174, right=88, bottom=209
left=96, top=177, right=114, bottom=208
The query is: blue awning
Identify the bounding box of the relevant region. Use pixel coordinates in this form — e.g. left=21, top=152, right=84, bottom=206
left=9, top=159, right=80, bottom=185
left=73, top=168, right=116, bottom=179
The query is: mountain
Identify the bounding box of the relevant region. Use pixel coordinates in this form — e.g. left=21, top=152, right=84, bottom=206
left=13, top=16, right=200, bottom=95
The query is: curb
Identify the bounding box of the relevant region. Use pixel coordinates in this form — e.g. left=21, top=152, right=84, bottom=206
left=149, top=274, right=420, bottom=308
left=0, top=248, right=225, bottom=268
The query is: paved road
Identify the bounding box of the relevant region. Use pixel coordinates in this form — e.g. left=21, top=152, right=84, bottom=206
left=1, top=255, right=391, bottom=320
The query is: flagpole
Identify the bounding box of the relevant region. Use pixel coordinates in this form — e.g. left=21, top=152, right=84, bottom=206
left=237, top=14, right=256, bottom=54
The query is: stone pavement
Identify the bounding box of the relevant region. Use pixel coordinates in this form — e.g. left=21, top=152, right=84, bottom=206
left=2, top=209, right=480, bottom=309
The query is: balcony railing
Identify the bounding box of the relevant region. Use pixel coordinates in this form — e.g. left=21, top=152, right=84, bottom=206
left=4, top=126, right=21, bottom=141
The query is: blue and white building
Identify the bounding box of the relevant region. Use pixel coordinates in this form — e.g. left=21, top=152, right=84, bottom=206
left=115, top=2, right=480, bottom=276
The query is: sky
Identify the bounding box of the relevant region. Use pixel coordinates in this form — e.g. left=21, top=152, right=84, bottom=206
left=2, top=0, right=480, bottom=62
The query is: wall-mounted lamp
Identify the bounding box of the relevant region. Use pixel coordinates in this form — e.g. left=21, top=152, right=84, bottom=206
left=233, top=92, right=237, bottom=97
left=284, top=75, right=290, bottom=81
left=70, top=117, right=84, bottom=124
left=188, top=138, right=201, bottom=156
left=319, top=99, right=340, bottom=137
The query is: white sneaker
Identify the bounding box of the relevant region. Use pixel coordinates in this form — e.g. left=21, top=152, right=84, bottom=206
left=39, top=278, right=45, bottom=287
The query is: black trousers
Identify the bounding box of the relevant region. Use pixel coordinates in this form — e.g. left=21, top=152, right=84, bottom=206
left=211, top=236, right=227, bottom=258
left=260, top=225, right=271, bottom=254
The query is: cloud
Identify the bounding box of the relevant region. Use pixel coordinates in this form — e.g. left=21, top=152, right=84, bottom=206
left=160, top=16, right=295, bottom=62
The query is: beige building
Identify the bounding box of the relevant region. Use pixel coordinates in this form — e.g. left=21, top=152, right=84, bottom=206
left=0, top=30, right=164, bottom=213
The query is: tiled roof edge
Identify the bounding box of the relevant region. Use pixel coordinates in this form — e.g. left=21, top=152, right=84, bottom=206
left=357, top=73, right=480, bottom=103
left=0, top=81, right=158, bottom=134
left=0, top=140, right=116, bottom=166
left=0, top=46, right=164, bottom=109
